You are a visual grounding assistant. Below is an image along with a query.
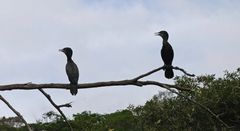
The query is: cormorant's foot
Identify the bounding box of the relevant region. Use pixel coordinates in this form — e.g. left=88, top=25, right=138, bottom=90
left=167, top=65, right=173, bottom=69
left=163, top=65, right=167, bottom=70
left=163, top=65, right=173, bottom=70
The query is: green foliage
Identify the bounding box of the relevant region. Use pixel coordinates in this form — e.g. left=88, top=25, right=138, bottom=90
left=0, top=124, right=17, bottom=131
left=173, top=69, right=240, bottom=130
left=72, top=111, right=106, bottom=130
left=104, top=109, right=138, bottom=131
left=1, top=68, right=240, bottom=130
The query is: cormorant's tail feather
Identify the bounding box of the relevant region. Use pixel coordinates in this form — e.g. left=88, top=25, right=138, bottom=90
left=70, top=84, right=78, bottom=95
left=165, top=68, right=174, bottom=79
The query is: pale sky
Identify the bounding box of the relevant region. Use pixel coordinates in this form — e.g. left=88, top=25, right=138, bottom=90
left=0, top=0, right=240, bottom=122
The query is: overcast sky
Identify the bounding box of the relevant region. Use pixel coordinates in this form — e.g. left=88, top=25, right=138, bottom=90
left=0, top=0, right=240, bottom=122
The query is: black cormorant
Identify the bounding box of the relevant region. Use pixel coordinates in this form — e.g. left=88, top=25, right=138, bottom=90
left=155, top=30, right=174, bottom=79
left=59, top=47, right=79, bottom=95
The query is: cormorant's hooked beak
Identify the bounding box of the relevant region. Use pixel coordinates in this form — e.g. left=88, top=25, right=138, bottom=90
left=155, top=32, right=161, bottom=36
left=59, top=49, right=64, bottom=52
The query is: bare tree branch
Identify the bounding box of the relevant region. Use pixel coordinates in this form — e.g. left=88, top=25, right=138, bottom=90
left=0, top=95, right=33, bottom=131
left=172, top=66, right=195, bottom=77
left=0, top=65, right=194, bottom=92
left=38, top=89, right=73, bottom=131
left=0, top=66, right=194, bottom=129
left=136, top=81, right=191, bottom=91
left=134, top=66, right=195, bottom=81
left=133, top=66, right=165, bottom=80
left=58, top=102, right=72, bottom=108
left=0, top=66, right=229, bottom=128
left=0, top=79, right=191, bottom=91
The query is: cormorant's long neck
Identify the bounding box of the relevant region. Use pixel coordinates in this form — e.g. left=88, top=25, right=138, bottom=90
left=162, top=39, right=169, bottom=46
left=66, top=54, right=73, bottom=62
left=67, top=57, right=73, bottom=62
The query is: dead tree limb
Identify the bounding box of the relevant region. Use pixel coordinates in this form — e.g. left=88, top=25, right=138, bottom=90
left=0, top=80, right=191, bottom=91
left=134, top=65, right=195, bottom=81
left=0, top=66, right=193, bottom=91
left=172, top=66, right=195, bottom=77
left=0, top=95, right=33, bottom=131
left=58, top=102, right=72, bottom=108
left=0, top=66, right=229, bottom=128
left=38, top=89, right=73, bottom=131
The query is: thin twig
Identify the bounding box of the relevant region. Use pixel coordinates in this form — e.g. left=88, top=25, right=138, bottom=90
left=133, top=66, right=165, bottom=80
left=136, top=81, right=191, bottom=91
left=58, top=102, right=72, bottom=108
left=0, top=95, right=32, bottom=131
left=172, top=66, right=195, bottom=77
left=38, top=89, right=73, bottom=131
left=160, top=85, right=230, bottom=128
left=134, top=65, right=195, bottom=81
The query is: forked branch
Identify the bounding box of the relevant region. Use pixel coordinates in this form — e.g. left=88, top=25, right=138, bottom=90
left=134, top=65, right=195, bottom=81
left=0, top=66, right=193, bottom=91
left=0, top=66, right=196, bottom=130
left=38, top=89, right=73, bottom=131
left=0, top=66, right=229, bottom=128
